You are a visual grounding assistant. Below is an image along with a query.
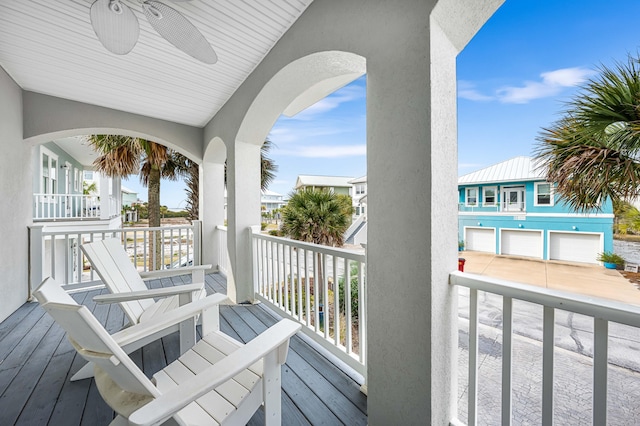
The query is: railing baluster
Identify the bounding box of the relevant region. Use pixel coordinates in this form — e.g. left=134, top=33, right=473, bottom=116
left=593, top=318, right=608, bottom=426
left=289, top=244, right=294, bottom=315
left=297, top=247, right=302, bottom=321
left=333, top=255, right=339, bottom=346
left=345, top=259, right=352, bottom=355
left=468, top=288, right=479, bottom=426
left=312, top=250, right=317, bottom=331
left=284, top=244, right=290, bottom=314
left=323, top=253, right=329, bottom=339
left=277, top=242, right=282, bottom=307
left=358, top=261, right=365, bottom=364
left=502, top=296, right=513, bottom=425
left=305, top=249, right=311, bottom=327
left=542, top=306, right=555, bottom=426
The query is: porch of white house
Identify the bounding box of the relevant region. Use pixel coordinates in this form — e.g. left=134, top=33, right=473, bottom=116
left=15, top=223, right=640, bottom=424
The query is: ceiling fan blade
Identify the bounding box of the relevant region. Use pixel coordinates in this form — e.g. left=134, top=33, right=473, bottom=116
left=142, top=1, right=217, bottom=64
left=90, top=0, right=139, bottom=55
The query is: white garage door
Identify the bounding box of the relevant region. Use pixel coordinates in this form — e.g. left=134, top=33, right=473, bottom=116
left=549, top=232, right=601, bottom=264
left=465, top=228, right=495, bottom=253
left=501, top=229, right=542, bottom=258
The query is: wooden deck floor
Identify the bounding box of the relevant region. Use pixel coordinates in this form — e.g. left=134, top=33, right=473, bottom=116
left=0, top=274, right=367, bottom=425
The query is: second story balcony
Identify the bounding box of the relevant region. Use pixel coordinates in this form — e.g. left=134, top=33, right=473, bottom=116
left=459, top=200, right=526, bottom=214
left=33, top=193, right=120, bottom=222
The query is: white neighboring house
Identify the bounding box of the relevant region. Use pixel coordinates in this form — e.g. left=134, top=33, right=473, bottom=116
left=294, top=175, right=354, bottom=196
left=223, top=188, right=286, bottom=220
left=33, top=137, right=124, bottom=283
left=261, top=189, right=286, bottom=214
left=346, top=176, right=367, bottom=245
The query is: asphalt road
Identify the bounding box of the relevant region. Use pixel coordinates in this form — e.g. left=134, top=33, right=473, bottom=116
left=456, top=287, right=640, bottom=425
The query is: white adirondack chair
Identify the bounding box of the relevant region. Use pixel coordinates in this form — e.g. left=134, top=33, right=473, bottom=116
left=34, top=277, right=301, bottom=426
left=82, top=239, right=212, bottom=348
left=73, top=239, right=213, bottom=381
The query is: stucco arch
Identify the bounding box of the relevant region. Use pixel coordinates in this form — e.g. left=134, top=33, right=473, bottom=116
left=236, top=51, right=365, bottom=146
left=203, top=136, right=227, bottom=164
left=22, top=91, right=203, bottom=162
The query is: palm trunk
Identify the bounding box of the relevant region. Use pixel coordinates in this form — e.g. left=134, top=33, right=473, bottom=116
left=148, top=166, right=162, bottom=270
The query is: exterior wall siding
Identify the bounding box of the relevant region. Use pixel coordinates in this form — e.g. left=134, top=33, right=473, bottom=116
left=459, top=181, right=614, bottom=262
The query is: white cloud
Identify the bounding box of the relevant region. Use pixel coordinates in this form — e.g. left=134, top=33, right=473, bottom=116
left=459, top=67, right=595, bottom=104
left=497, top=67, right=594, bottom=104
left=279, top=144, right=366, bottom=158
left=289, top=84, right=365, bottom=120
left=458, top=81, right=493, bottom=101
left=269, top=124, right=348, bottom=144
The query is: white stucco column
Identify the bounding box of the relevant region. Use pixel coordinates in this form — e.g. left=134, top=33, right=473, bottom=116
left=366, top=5, right=456, bottom=425
left=201, top=161, right=226, bottom=270
left=111, top=176, right=121, bottom=215
left=225, top=140, right=261, bottom=303
left=99, top=173, right=110, bottom=220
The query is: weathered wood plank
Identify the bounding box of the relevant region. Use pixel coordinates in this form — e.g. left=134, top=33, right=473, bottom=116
left=0, top=314, right=68, bottom=424
left=222, top=306, right=343, bottom=424
left=0, top=273, right=366, bottom=426
left=251, top=305, right=367, bottom=414
left=15, top=350, right=75, bottom=425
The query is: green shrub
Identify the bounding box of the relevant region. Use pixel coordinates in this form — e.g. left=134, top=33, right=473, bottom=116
left=596, top=251, right=625, bottom=265
left=338, top=262, right=361, bottom=321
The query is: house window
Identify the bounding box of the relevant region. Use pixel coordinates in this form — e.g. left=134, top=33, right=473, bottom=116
left=356, top=184, right=366, bottom=195
left=483, top=186, right=497, bottom=206
left=74, top=169, right=80, bottom=192
left=535, top=182, right=554, bottom=206
left=465, top=187, right=478, bottom=206
left=40, top=148, right=58, bottom=196
left=84, top=170, right=94, bottom=181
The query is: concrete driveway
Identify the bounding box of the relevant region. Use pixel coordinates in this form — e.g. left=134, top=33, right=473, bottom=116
left=459, top=251, right=640, bottom=306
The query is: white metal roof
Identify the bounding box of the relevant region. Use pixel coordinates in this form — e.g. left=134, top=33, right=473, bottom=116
left=295, top=175, right=355, bottom=189
left=458, top=156, right=546, bottom=185
left=348, top=175, right=367, bottom=184
left=0, top=1, right=313, bottom=127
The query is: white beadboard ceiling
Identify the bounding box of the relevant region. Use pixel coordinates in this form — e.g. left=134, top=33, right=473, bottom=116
left=0, top=0, right=313, bottom=127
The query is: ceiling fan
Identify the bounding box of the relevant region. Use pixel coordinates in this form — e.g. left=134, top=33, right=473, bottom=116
left=89, top=0, right=217, bottom=64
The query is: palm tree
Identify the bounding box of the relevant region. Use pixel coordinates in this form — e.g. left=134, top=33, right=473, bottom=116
left=281, top=188, right=353, bottom=247
left=176, top=138, right=279, bottom=221
left=281, top=188, right=353, bottom=311
left=88, top=135, right=181, bottom=269
left=535, top=56, right=640, bottom=212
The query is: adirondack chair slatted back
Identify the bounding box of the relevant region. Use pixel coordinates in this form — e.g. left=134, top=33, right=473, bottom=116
left=33, top=278, right=160, bottom=401
left=82, top=239, right=154, bottom=324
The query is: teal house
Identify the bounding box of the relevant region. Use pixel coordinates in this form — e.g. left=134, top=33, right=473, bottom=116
left=458, top=156, right=614, bottom=264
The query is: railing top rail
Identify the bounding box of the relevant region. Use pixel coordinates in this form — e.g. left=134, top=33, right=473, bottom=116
left=450, top=271, right=640, bottom=328
left=252, top=230, right=366, bottom=262
left=216, top=225, right=228, bottom=231
left=37, top=224, right=195, bottom=236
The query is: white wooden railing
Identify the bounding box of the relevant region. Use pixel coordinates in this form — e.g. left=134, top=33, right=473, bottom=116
left=251, top=230, right=367, bottom=379
left=33, top=193, right=119, bottom=220
left=450, top=271, right=640, bottom=426
left=215, top=225, right=230, bottom=276
left=29, top=222, right=201, bottom=292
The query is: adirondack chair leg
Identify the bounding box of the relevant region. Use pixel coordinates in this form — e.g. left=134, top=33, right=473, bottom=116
left=200, top=304, right=220, bottom=336
left=71, top=362, right=95, bottom=381
left=108, top=414, right=129, bottom=426
left=179, top=292, right=196, bottom=354
left=262, top=351, right=282, bottom=426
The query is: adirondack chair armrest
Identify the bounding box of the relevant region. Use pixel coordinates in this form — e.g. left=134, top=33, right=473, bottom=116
left=139, top=264, right=213, bottom=280
left=92, top=283, right=204, bottom=304
left=110, top=293, right=229, bottom=348
left=128, top=319, right=302, bottom=426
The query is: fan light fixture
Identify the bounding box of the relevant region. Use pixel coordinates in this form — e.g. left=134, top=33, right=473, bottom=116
left=90, top=0, right=217, bottom=64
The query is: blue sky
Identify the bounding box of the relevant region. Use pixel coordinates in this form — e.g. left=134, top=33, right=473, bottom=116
left=128, top=0, right=640, bottom=209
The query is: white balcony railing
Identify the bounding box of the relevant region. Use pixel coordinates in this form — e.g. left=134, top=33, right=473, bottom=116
left=28, top=222, right=201, bottom=292
left=251, top=230, right=367, bottom=380
left=450, top=271, right=640, bottom=425
left=215, top=225, right=230, bottom=276
left=33, top=193, right=120, bottom=220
